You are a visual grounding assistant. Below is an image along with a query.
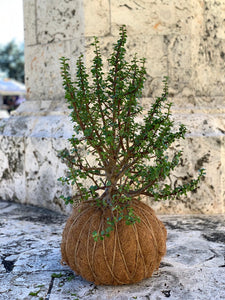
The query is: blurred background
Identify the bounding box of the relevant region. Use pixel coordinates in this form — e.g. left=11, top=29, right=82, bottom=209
left=0, top=0, right=25, bottom=117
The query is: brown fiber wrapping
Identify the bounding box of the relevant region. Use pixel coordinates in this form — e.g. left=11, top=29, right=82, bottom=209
left=61, top=199, right=167, bottom=285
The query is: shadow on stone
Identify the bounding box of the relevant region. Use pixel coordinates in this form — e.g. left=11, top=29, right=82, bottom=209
left=1, top=255, right=16, bottom=272
left=202, top=232, right=225, bottom=244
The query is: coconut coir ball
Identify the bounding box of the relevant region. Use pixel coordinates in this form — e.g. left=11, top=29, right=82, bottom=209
left=61, top=199, right=167, bottom=285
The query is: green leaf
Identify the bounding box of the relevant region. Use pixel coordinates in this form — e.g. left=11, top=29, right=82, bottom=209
left=51, top=273, right=63, bottom=278
left=29, top=290, right=40, bottom=296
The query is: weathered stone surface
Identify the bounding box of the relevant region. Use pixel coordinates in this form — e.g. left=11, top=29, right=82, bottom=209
left=1, top=108, right=225, bottom=214
left=192, top=37, right=225, bottom=98
left=1, top=0, right=225, bottom=214
left=133, top=109, right=225, bottom=214
left=167, top=35, right=192, bottom=93
left=22, top=0, right=225, bottom=103
left=25, top=39, right=85, bottom=100
left=23, top=0, right=85, bottom=100
left=0, top=104, right=74, bottom=213
left=0, top=136, right=26, bottom=202
left=203, top=0, right=225, bottom=40
left=147, top=138, right=224, bottom=214
left=0, top=201, right=224, bottom=299
left=36, top=0, right=84, bottom=44
left=84, top=0, right=110, bottom=36
left=110, top=0, right=203, bottom=36
left=23, top=0, right=36, bottom=46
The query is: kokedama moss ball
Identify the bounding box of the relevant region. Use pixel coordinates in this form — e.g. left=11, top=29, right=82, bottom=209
left=61, top=199, right=167, bottom=285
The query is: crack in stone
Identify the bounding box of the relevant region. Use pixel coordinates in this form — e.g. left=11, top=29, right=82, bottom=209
left=202, top=232, right=225, bottom=244
left=119, top=4, right=132, bottom=10
left=44, top=276, right=55, bottom=300
left=160, top=262, right=173, bottom=268
left=205, top=254, right=216, bottom=262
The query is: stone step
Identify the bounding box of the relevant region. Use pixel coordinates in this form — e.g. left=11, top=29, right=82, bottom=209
left=0, top=200, right=224, bottom=299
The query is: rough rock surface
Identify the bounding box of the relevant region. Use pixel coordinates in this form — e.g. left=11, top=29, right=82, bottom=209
left=23, top=0, right=225, bottom=102
left=1, top=102, right=224, bottom=214
left=0, top=200, right=224, bottom=300
left=1, top=0, right=225, bottom=218
left=0, top=102, right=74, bottom=214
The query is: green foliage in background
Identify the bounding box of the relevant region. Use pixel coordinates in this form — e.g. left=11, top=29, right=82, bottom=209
left=0, top=41, right=24, bottom=82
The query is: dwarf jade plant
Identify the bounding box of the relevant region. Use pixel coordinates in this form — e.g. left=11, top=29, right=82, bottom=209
left=58, top=26, right=204, bottom=239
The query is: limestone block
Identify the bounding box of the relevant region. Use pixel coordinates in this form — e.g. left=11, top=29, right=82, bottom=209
left=167, top=35, right=192, bottom=94
left=84, top=0, right=110, bottom=36
left=203, top=0, right=225, bottom=40
left=0, top=136, right=26, bottom=203
left=24, top=136, right=70, bottom=211
left=111, top=0, right=174, bottom=36
left=23, top=0, right=36, bottom=46
left=125, top=35, right=167, bottom=79
left=110, top=0, right=203, bottom=36
left=36, top=0, right=84, bottom=44
left=25, top=39, right=84, bottom=100
left=147, top=113, right=225, bottom=214
left=189, top=0, right=225, bottom=98
left=166, top=33, right=225, bottom=98
left=175, top=0, right=204, bottom=36
left=0, top=112, right=74, bottom=213
left=192, top=37, right=225, bottom=97
left=1, top=110, right=225, bottom=214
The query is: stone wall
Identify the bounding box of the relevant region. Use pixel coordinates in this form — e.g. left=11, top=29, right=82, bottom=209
left=0, top=0, right=224, bottom=214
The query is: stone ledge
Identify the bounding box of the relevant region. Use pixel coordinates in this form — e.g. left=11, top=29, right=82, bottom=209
left=0, top=106, right=225, bottom=214
left=0, top=200, right=224, bottom=299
